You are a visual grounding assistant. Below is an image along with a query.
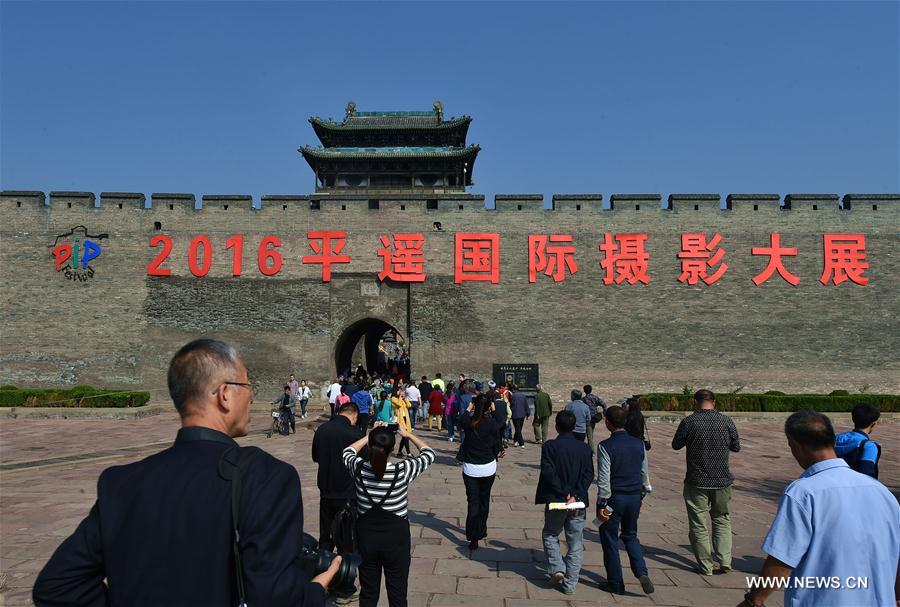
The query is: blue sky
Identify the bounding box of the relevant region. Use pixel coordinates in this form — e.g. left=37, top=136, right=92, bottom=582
left=2, top=1, right=898, bottom=207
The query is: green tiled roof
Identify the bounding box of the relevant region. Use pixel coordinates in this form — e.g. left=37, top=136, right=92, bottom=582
left=300, top=145, right=480, bottom=160
left=310, top=115, right=471, bottom=130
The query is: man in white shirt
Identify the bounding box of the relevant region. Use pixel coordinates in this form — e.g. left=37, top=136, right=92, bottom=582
left=405, top=383, right=422, bottom=429
left=327, top=377, right=343, bottom=418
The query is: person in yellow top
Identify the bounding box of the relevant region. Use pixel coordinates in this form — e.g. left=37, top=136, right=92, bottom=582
left=391, top=385, right=413, bottom=457
left=431, top=373, right=446, bottom=392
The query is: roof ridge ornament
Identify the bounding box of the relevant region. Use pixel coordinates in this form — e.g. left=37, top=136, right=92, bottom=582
left=433, top=100, right=443, bottom=121
left=345, top=101, right=357, bottom=119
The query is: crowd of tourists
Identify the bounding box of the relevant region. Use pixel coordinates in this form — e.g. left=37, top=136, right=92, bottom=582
left=32, top=339, right=898, bottom=607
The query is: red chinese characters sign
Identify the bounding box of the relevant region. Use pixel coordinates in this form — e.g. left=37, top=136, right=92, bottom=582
left=599, top=233, right=650, bottom=285
left=145, top=232, right=872, bottom=287
left=528, top=235, right=578, bottom=283
left=677, top=233, right=728, bottom=285
left=455, top=233, right=499, bottom=284
left=302, top=231, right=351, bottom=281
left=378, top=234, right=426, bottom=282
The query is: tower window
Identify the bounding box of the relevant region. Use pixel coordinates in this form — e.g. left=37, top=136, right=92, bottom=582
left=873, top=204, right=878, bottom=210
left=154, top=221, right=162, bottom=231
left=341, top=205, right=346, bottom=211
left=310, top=200, right=321, bottom=210
left=67, top=202, right=72, bottom=208
left=753, top=205, right=758, bottom=211
left=694, top=205, right=699, bottom=211
left=635, top=204, right=641, bottom=211
left=426, top=199, right=438, bottom=210
left=576, top=204, right=581, bottom=211
left=118, top=203, right=123, bottom=209
left=812, top=205, right=818, bottom=210
left=368, top=199, right=379, bottom=210
left=400, top=205, right=406, bottom=210
left=223, top=205, right=229, bottom=210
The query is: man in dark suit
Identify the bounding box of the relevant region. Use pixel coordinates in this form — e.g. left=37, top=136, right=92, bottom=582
left=33, top=339, right=341, bottom=607
left=312, top=401, right=363, bottom=552
left=535, top=410, right=594, bottom=596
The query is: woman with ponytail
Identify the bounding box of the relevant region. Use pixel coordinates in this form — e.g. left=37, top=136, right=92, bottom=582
left=457, top=393, right=502, bottom=550
left=343, top=424, right=434, bottom=607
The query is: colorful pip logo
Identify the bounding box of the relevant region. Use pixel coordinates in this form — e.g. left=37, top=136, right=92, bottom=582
left=50, top=226, right=109, bottom=282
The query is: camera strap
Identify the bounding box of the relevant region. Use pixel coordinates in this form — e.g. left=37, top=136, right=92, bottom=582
left=219, top=446, right=259, bottom=607
left=356, top=461, right=400, bottom=509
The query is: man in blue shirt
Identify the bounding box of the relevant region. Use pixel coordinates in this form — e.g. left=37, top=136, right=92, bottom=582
left=351, top=383, right=374, bottom=429
left=740, top=409, right=899, bottom=607
left=564, top=389, right=591, bottom=443
left=834, top=403, right=882, bottom=478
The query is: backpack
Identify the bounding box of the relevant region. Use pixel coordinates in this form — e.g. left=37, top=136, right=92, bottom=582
left=840, top=437, right=881, bottom=475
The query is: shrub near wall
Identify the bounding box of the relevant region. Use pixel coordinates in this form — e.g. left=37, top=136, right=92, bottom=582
left=0, top=386, right=151, bottom=408
left=638, top=393, right=900, bottom=413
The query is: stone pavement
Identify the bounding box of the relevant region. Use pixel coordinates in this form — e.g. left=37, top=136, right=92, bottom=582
left=1, top=411, right=897, bottom=606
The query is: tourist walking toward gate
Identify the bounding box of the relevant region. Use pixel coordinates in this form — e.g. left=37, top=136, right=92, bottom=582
left=671, top=389, right=740, bottom=576
left=427, top=385, right=444, bottom=431
left=405, top=380, right=422, bottom=429
left=417, top=376, right=432, bottom=425
left=444, top=381, right=458, bottom=442
left=508, top=384, right=529, bottom=448
left=488, top=381, right=510, bottom=452
left=564, top=389, right=591, bottom=443
left=351, top=380, right=374, bottom=429
left=834, top=403, right=883, bottom=478
left=391, top=385, right=413, bottom=457
left=582, top=385, right=606, bottom=453
left=532, top=384, right=552, bottom=444
left=536, top=410, right=594, bottom=595
left=742, top=410, right=899, bottom=607
left=595, top=406, right=654, bottom=596
left=458, top=394, right=502, bottom=550
left=343, top=425, right=435, bottom=607
left=311, top=401, right=363, bottom=552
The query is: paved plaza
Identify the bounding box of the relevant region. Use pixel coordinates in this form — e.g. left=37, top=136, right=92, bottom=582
left=1, top=410, right=897, bottom=607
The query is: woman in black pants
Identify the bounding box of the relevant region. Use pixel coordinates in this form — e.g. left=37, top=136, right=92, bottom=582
left=343, top=424, right=435, bottom=607
left=457, top=393, right=502, bottom=550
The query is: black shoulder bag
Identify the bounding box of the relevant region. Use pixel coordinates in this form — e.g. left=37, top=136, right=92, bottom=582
left=218, top=446, right=261, bottom=607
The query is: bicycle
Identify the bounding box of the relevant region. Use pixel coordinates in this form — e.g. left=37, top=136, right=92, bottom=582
left=267, top=406, right=291, bottom=437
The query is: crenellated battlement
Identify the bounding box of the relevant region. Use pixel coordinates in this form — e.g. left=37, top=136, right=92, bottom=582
left=2, top=190, right=898, bottom=216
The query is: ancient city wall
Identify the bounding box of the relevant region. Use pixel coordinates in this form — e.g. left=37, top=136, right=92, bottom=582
left=1, top=190, right=897, bottom=400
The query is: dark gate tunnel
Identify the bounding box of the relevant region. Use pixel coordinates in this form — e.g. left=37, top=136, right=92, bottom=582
left=334, top=318, right=402, bottom=376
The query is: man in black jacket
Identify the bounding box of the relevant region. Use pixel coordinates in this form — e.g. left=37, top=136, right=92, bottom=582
left=311, top=401, right=363, bottom=552
left=535, top=411, right=594, bottom=595
left=33, top=339, right=340, bottom=607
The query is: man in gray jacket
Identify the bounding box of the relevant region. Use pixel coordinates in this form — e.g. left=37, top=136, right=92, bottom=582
left=564, top=389, right=591, bottom=443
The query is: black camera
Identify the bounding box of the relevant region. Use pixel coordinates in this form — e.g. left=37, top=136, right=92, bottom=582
left=299, top=533, right=361, bottom=596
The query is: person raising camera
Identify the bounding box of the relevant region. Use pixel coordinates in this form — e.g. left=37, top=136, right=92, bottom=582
left=342, top=423, right=435, bottom=607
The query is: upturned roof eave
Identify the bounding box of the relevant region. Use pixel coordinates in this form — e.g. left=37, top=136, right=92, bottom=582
left=309, top=116, right=472, bottom=131
left=298, top=145, right=481, bottom=161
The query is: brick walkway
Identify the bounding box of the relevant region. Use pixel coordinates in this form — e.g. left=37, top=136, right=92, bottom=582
left=1, top=412, right=897, bottom=606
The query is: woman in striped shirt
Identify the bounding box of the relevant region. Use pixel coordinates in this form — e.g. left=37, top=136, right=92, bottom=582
left=343, top=424, right=435, bottom=607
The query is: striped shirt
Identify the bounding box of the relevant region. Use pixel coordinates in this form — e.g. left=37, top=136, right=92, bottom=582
left=342, top=446, right=435, bottom=518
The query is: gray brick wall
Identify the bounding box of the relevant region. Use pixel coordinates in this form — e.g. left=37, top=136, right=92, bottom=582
left=1, top=190, right=897, bottom=401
